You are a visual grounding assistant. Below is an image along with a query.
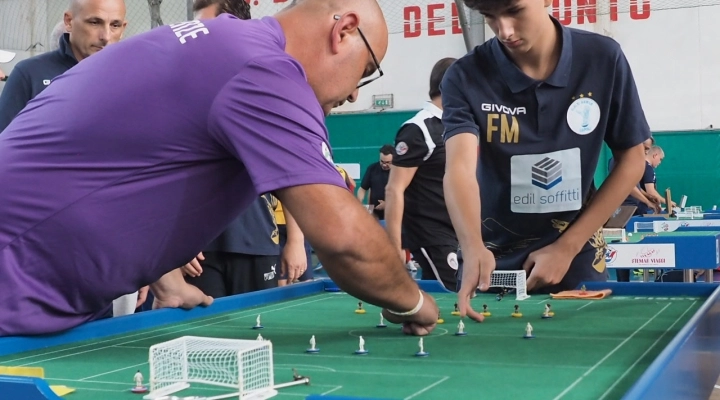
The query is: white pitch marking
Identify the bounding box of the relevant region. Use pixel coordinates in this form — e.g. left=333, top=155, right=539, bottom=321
left=577, top=302, right=593, bottom=311
left=321, top=386, right=343, bottom=396
left=9, top=296, right=332, bottom=366
left=597, top=301, right=698, bottom=400
left=79, top=361, right=147, bottom=381
left=551, top=303, right=672, bottom=400
left=404, top=376, right=449, bottom=400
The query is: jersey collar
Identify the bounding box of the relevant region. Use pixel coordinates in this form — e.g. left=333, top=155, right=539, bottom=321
left=58, top=33, right=79, bottom=63
left=491, top=16, right=573, bottom=93
left=422, top=101, right=443, bottom=119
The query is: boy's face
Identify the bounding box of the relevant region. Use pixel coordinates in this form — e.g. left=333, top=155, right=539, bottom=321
left=478, top=0, right=553, bottom=54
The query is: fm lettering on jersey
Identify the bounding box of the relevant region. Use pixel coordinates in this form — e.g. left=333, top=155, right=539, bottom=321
left=170, top=20, right=209, bottom=44
left=483, top=103, right=525, bottom=144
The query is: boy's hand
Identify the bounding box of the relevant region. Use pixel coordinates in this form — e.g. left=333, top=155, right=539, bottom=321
left=181, top=252, right=205, bottom=277
left=523, top=241, right=576, bottom=291
left=456, top=245, right=495, bottom=322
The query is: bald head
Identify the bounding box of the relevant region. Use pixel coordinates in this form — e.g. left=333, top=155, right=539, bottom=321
left=65, top=0, right=127, bottom=61
left=275, top=0, right=388, bottom=115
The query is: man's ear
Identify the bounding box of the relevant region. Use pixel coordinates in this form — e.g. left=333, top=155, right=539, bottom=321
left=330, top=12, right=360, bottom=55
left=63, top=11, right=73, bottom=32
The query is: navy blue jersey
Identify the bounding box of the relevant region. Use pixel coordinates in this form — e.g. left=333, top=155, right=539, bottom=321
left=204, top=194, right=280, bottom=256
left=0, top=33, right=77, bottom=132
left=442, top=17, right=651, bottom=286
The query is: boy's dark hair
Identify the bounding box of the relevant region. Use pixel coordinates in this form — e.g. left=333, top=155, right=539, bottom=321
left=193, top=0, right=251, bottom=20
left=429, top=57, right=457, bottom=99
left=462, top=0, right=513, bottom=11
left=380, top=144, right=394, bottom=155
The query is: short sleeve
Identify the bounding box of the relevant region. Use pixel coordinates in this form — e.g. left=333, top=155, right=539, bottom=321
left=0, top=65, right=33, bottom=133
left=440, top=63, right=480, bottom=141
left=641, top=163, right=655, bottom=185
left=360, top=164, right=373, bottom=190
left=604, top=50, right=652, bottom=150
left=207, top=55, right=346, bottom=195
left=392, top=123, right=430, bottom=168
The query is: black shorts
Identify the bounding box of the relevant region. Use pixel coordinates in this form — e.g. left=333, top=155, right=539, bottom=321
left=411, top=245, right=459, bottom=292
left=185, top=251, right=279, bottom=298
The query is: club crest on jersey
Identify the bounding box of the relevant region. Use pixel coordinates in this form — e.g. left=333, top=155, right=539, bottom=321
left=566, top=95, right=600, bottom=135
left=395, top=141, right=409, bottom=156
left=321, top=142, right=333, bottom=164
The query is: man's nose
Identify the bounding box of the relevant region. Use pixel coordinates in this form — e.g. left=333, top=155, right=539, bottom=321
left=347, top=89, right=359, bottom=103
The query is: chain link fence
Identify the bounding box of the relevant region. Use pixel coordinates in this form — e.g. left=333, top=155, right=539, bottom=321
left=0, top=0, right=481, bottom=53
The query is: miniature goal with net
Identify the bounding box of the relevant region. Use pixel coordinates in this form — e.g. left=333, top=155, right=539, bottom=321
left=143, top=336, right=276, bottom=400
left=488, top=270, right=530, bottom=300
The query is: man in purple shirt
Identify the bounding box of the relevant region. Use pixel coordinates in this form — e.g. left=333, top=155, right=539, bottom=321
left=0, top=0, right=438, bottom=337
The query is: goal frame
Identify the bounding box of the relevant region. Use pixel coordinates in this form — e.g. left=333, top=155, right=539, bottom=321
left=487, top=270, right=531, bottom=300
left=143, top=336, right=276, bottom=400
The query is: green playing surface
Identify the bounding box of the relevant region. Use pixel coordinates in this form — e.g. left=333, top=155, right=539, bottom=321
left=0, top=292, right=703, bottom=400
left=625, top=230, right=720, bottom=242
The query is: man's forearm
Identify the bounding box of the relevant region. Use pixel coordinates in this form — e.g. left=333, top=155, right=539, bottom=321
left=356, top=188, right=366, bottom=203
left=646, top=186, right=664, bottom=203
left=277, top=185, right=420, bottom=312
left=629, top=187, right=648, bottom=203
left=383, top=187, right=405, bottom=249
left=558, top=145, right=646, bottom=253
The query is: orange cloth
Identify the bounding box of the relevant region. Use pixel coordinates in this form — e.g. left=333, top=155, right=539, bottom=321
left=550, top=289, right=612, bottom=299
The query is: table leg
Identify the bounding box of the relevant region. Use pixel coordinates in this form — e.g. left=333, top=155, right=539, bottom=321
left=683, top=269, right=695, bottom=283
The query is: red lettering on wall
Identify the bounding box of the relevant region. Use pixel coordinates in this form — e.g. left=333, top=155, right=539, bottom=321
left=551, top=0, right=573, bottom=25
left=577, top=0, right=597, bottom=24
left=451, top=3, right=463, bottom=34
left=630, top=0, right=651, bottom=19
left=404, top=6, right=422, bottom=38
left=427, top=4, right=445, bottom=36
left=610, top=0, right=618, bottom=21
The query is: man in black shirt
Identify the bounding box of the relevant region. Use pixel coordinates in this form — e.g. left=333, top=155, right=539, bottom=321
left=385, top=58, right=459, bottom=291
left=357, top=144, right=393, bottom=220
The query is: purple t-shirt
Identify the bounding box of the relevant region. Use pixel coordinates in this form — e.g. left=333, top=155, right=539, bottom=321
left=0, top=15, right=345, bottom=336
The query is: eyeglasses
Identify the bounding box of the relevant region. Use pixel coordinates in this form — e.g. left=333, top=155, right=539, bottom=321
left=333, top=15, right=384, bottom=89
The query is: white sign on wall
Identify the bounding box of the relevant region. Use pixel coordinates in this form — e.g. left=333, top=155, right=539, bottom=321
left=605, top=244, right=676, bottom=268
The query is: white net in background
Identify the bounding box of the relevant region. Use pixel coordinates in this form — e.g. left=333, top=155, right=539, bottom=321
left=145, top=336, right=275, bottom=400
left=489, top=270, right=530, bottom=300
left=602, top=228, right=627, bottom=241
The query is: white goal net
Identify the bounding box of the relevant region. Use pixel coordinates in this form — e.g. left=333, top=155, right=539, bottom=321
left=144, top=336, right=275, bottom=400
left=489, top=270, right=530, bottom=300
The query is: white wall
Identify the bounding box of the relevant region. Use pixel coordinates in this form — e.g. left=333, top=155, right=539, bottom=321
left=1, top=0, right=718, bottom=131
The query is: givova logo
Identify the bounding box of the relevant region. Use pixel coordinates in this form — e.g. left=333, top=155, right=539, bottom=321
left=531, top=157, right=562, bottom=190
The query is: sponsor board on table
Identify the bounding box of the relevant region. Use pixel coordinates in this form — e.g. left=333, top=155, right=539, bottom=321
left=605, top=244, right=676, bottom=268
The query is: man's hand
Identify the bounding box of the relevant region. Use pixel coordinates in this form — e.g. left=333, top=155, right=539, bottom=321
left=181, top=252, right=205, bottom=277
left=375, top=200, right=386, bottom=210
left=151, top=269, right=214, bottom=310
left=382, top=291, right=439, bottom=336
left=457, top=246, right=496, bottom=322
left=281, top=240, right=307, bottom=282
left=645, top=199, right=661, bottom=214
left=136, top=286, right=149, bottom=308
left=152, top=282, right=213, bottom=310
left=523, top=241, right=577, bottom=292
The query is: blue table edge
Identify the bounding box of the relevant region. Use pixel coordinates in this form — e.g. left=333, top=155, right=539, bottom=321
left=1, top=279, right=719, bottom=400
